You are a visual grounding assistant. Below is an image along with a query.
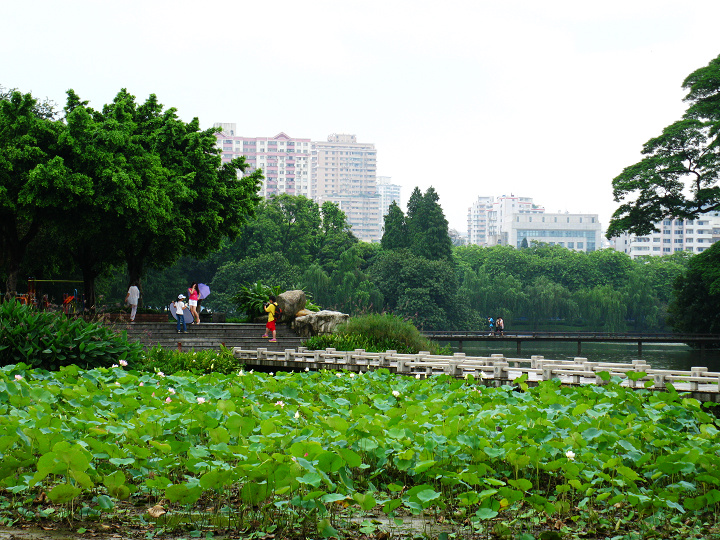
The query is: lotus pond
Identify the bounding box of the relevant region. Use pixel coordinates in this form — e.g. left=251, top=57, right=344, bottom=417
left=1, top=363, right=720, bottom=540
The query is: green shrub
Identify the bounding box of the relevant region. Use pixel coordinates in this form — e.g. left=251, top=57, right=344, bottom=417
left=137, top=345, right=240, bottom=375
left=304, top=313, right=448, bottom=354
left=232, top=282, right=320, bottom=321
left=231, top=281, right=284, bottom=322
left=0, top=301, right=144, bottom=370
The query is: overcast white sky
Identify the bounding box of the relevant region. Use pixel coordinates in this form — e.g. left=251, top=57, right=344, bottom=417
left=4, top=0, right=720, bottom=234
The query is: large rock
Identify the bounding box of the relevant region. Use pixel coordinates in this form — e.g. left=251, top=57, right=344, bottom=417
left=292, top=310, right=349, bottom=337
left=277, top=290, right=306, bottom=323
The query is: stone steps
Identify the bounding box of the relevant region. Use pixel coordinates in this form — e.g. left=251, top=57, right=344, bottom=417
left=108, top=322, right=306, bottom=352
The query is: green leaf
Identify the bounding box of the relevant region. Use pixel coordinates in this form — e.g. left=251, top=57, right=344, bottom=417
left=48, top=484, right=82, bottom=504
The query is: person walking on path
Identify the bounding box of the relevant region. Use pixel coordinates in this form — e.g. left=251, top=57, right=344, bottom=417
left=262, top=295, right=278, bottom=342
left=125, top=282, right=140, bottom=322
left=188, top=283, right=201, bottom=325
left=173, top=294, right=189, bottom=334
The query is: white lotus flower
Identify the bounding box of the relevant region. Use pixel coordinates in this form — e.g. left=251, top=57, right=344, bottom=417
left=566, top=450, right=575, bottom=460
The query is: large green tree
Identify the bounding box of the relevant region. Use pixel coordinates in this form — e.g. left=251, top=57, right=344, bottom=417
left=57, top=89, right=262, bottom=309
left=608, top=54, right=720, bottom=237
left=380, top=201, right=408, bottom=250
left=0, top=90, right=85, bottom=297
left=667, top=240, right=720, bottom=335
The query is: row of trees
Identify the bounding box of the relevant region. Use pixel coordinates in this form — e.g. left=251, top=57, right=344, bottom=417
left=0, top=87, right=262, bottom=308
left=89, top=189, right=703, bottom=334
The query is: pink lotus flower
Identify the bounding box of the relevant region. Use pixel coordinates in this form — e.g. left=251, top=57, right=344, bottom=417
left=157, top=371, right=165, bottom=378
left=197, top=397, right=206, bottom=404
left=275, top=400, right=285, bottom=408
left=165, top=397, right=172, bottom=403
left=139, top=382, right=144, bottom=387
left=14, top=374, right=22, bottom=381
left=119, top=360, right=128, bottom=367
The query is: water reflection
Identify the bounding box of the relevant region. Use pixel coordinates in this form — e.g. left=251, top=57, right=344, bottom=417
left=455, top=342, right=720, bottom=372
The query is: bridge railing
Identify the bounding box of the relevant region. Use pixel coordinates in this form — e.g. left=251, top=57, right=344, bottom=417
left=233, top=347, right=720, bottom=394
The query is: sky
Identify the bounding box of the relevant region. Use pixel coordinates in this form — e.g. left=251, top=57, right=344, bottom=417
left=4, top=0, right=720, bottom=235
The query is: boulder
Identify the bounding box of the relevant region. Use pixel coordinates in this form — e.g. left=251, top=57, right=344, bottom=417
left=277, top=290, right=306, bottom=323
left=295, top=308, right=312, bottom=317
left=291, top=310, right=349, bottom=337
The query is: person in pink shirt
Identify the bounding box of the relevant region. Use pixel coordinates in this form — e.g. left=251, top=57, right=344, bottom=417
left=188, top=282, right=201, bottom=325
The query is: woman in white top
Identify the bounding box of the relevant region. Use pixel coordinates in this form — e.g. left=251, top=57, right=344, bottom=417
left=125, top=283, right=140, bottom=322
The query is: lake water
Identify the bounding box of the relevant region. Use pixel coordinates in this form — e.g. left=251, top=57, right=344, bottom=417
left=452, top=341, right=720, bottom=372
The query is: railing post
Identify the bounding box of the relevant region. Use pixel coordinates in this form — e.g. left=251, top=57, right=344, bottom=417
left=530, top=355, right=544, bottom=369
left=494, top=362, right=508, bottom=380
left=446, top=362, right=462, bottom=377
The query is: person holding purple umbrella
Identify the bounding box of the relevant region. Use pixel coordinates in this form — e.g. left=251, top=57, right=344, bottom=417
left=188, top=282, right=201, bottom=325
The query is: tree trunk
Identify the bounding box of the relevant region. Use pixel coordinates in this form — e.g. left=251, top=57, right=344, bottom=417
left=4, top=262, right=18, bottom=301
left=81, top=271, right=98, bottom=314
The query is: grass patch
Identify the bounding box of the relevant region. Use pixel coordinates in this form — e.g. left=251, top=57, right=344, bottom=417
left=304, top=313, right=449, bottom=354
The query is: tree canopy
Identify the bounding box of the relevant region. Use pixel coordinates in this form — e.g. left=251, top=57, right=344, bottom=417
left=0, top=87, right=263, bottom=307
left=382, top=186, right=453, bottom=262
left=608, top=54, right=720, bottom=238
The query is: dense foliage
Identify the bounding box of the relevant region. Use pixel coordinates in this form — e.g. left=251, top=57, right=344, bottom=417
left=0, top=302, right=143, bottom=369
left=608, top=53, right=720, bottom=238
left=93, top=212, right=691, bottom=332
left=2, top=364, right=720, bottom=539
left=136, top=345, right=240, bottom=375
left=668, top=241, right=720, bottom=336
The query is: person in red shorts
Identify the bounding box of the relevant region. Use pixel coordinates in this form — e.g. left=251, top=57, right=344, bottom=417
left=262, top=295, right=278, bottom=342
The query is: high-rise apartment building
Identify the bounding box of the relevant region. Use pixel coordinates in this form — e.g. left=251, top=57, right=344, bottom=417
left=467, top=195, right=545, bottom=246
left=312, top=134, right=381, bottom=242
left=214, top=125, right=312, bottom=198
left=376, top=176, right=402, bottom=216
left=610, top=215, right=720, bottom=258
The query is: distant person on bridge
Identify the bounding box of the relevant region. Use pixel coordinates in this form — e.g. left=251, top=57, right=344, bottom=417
left=496, top=317, right=504, bottom=336
left=487, top=316, right=494, bottom=335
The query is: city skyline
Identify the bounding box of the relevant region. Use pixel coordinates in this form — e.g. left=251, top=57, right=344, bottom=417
left=4, top=1, right=720, bottom=234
